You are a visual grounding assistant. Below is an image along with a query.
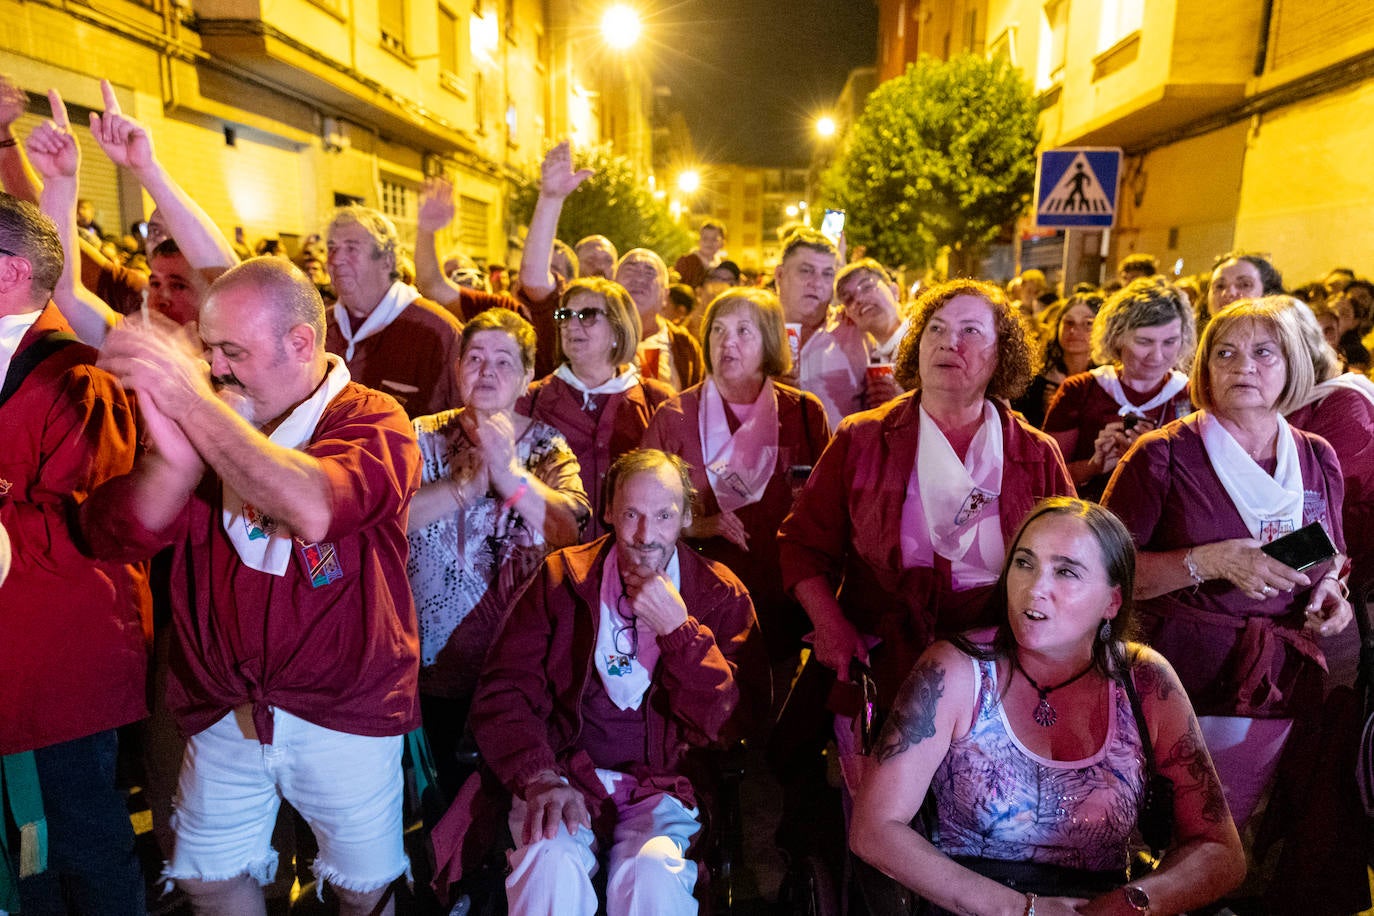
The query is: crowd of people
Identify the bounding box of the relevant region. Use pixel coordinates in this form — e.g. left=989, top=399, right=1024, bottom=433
left=2, top=71, right=1373, bottom=916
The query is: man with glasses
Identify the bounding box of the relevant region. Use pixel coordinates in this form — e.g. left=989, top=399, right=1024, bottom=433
left=466, top=448, right=767, bottom=915
left=773, top=228, right=869, bottom=425
left=835, top=257, right=909, bottom=409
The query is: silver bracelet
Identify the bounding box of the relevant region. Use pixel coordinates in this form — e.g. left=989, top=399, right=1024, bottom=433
left=1321, top=573, right=1351, bottom=600
left=1183, top=549, right=1205, bottom=586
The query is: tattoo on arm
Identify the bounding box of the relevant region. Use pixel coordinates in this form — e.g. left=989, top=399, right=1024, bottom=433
left=1158, top=722, right=1228, bottom=824
left=1128, top=653, right=1175, bottom=703
left=874, top=660, right=945, bottom=763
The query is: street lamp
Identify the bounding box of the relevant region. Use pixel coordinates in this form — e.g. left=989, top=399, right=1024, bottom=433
left=815, top=115, right=836, bottom=139
left=677, top=170, right=700, bottom=194
left=601, top=4, right=642, bottom=49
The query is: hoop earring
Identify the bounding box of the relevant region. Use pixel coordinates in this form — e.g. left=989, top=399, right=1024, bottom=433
left=1098, top=619, right=1112, bottom=642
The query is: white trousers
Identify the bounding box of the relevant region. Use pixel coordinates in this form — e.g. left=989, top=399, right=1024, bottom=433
left=505, top=769, right=700, bottom=916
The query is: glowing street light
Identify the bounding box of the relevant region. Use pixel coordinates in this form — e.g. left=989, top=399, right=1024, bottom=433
left=677, top=170, right=700, bottom=194
left=601, top=4, right=642, bottom=49
left=785, top=204, right=799, bottom=218
left=816, top=115, right=836, bottom=138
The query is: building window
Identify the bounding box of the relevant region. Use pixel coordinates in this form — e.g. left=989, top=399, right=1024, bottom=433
left=1037, top=0, right=1067, bottom=90
left=988, top=27, right=1016, bottom=66
left=439, top=5, right=460, bottom=75
left=380, top=179, right=417, bottom=245
left=379, top=0, right=407, bottom=54
left=459, top=195, right=490, bottom=258
left=476, top=72, right=489, bottom=133
left=1097, top=0, right=1142, bottom=52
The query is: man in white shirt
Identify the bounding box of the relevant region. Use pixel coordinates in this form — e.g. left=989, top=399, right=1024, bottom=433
left=836, top=258, right=909, bottom=409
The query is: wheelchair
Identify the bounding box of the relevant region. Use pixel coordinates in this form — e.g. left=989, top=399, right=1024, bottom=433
left=432, top=733, right=750, bottom=915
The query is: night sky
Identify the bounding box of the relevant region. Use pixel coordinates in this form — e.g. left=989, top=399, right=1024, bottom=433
left=646, top=0, right=879, bottom=167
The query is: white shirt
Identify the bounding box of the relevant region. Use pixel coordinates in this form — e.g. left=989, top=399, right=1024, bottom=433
left=798, top=307, right=870, bottom=427
left=0, top=310, right=45, bottom=387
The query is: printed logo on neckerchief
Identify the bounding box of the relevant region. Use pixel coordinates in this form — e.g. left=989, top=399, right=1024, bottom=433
left=955, top=487, right=997, bottom=526
left=1258, top=518, right=1295, bottom=545
left=242, top=503, right=277, bottom=541
left=605, top=653, right=634, bottom=677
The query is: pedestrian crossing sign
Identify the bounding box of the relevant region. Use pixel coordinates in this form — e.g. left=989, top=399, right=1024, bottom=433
left=1034, top=148, right=1122, bottom=228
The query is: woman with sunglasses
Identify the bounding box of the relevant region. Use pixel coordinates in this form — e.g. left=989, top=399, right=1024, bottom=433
left=642, top=287, right=831, bottom=662
left=518, top=277, right=676, bottom=539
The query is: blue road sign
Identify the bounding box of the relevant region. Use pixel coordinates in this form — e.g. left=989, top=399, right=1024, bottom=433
left=1035, top=148, right=1122, bottom=229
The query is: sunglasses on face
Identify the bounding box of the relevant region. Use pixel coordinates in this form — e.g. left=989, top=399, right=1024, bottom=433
left=554, top=306, right=607, bottom=326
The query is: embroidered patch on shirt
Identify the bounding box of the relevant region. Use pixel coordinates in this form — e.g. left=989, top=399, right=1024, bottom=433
left=298, top=540, right=343, bottom=587
left=0, top=477, right=10, bottom=497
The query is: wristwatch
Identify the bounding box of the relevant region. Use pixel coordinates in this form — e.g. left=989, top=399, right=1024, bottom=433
left=1122, top=885, right=1151, bottom=914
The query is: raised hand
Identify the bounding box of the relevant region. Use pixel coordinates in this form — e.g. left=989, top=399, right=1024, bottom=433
left=0, top=75, right=27, bottom=131
left=539, top=140, right=593, bottom=200
left=24, top=90, right=79, bottom=179
left=89, top=79, right=156, bottom=172
left=418, top=176, right=458, bottom=232
left=99, top=311, right=215, bottom=425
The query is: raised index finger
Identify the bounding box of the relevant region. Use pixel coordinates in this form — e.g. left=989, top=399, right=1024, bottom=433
left=100, top=78, right=121, bottom=116
left=46, top=89, right=68, bottom=129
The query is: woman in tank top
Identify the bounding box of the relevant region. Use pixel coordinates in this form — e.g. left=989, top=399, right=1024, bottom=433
left=850, top=497, right=1244, bottom=915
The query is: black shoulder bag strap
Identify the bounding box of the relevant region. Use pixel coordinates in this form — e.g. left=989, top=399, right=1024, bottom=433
left=1116, top=644, right=1175, bottom=857
left=0, top=332, right=80, bottom=410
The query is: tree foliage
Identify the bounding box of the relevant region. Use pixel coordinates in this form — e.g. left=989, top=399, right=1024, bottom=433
left=821, top=54, right=1040, bottom=273
left=511, top=144, right=692, bottom=261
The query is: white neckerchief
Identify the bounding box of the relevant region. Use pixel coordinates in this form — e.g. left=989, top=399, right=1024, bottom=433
left=0, top=310, right=44, bottom=386
left=221, top=355, right=351, bottom=574
left=1199, top=410, right=1303, bottom=543
left=595, top=546, right=679, bottom=710
left=870, top=317, right=910, bottom=364
left=332, top=281, right=422, bottom=361
left=901, top=400, right=1004, bottom=588
left=1293, top=373, right=1374, bottom=410
left=554, top=363, right=640, bottom=410
left=1090, top=364, right=1188, bottom=418
left=637, top=322, right=679, bottom=389
left=699, top=378, right=779, bottom=514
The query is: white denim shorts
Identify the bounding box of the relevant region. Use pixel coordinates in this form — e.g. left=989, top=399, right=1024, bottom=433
left=164, top=707, right=408, bottom=893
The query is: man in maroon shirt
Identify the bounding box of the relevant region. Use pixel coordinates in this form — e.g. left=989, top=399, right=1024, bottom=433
left=468, top=449, right=767, bottom=914
left=324, top=204, right=466, bottom=417
left=83, top=258, right=422, bottom=916
left=0, top=192, right=148, bottom=915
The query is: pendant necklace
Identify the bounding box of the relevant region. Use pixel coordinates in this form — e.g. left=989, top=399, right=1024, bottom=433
left=1012, top=654, right=1097, bottom=727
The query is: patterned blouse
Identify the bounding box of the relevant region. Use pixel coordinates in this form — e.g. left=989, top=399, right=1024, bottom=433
left=932, top=654, right=1146, bottom=872
left=407, top=409, right=588, bottom=698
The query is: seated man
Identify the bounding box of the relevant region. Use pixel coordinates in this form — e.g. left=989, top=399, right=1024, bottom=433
left=468, top=448, right=767, bottom=915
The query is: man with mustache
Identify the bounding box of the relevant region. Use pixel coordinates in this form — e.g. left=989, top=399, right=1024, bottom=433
left=82, top=258, right=422, bottom=916
left=463, top=448, right=767, bottom=915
